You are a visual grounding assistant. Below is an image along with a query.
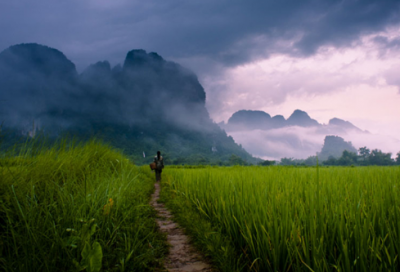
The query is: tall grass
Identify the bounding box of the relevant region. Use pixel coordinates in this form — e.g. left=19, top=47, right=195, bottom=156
left=164, top=166, right=400, bottom=271
left=0, top=140, right=166, bottom=271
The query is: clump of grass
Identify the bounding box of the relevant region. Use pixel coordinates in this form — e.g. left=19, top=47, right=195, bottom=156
left=0, top=139, right=166, bottom=271
left=164, top=165, right=400, bottom=271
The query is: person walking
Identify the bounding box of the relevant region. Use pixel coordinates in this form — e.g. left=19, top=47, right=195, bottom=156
left=154, top=151, right=164, bottom=182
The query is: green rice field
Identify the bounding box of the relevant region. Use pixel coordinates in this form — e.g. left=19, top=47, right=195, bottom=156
left=0, top=141, right=166, bottom=272
left=2, top=139, right=400, bottom=271
left=163, top=166, right=400, bottom=271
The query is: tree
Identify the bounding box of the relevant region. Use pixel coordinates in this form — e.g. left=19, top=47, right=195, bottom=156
left=280, top=157, right=296, bottom=166
left=337, top=150, right=358, bottom=166
left=228, top=154, right=247, bottom=166
left=358, top=146, right=370, bottom=160
left=323, top=155, right=337, bottom=166
left=258, top=160, right=276, bottom=166
left=368, top=149, right=394, bottom=166
left=396, top=152, right=400, bottom=165
left=304, top=156, right=318, bottom=166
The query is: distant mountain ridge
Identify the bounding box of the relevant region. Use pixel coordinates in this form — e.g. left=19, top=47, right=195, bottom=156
left=0, top=43, right=256, bottom=165
left=221, top=109, right=371, bottom=161
left=222, top=109, right=365, bottom=133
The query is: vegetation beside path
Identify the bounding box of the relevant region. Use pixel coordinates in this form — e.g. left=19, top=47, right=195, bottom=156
left=163, top=165, right=400, bottom=271
left=0, top=140, right=167, bottom=271
left=159, top=174, right=247, bottom=272
left=3, top=138, right=400, bottom=272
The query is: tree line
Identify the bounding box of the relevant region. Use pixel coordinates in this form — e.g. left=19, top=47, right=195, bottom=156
left=275, top=147, right=400, bottom=166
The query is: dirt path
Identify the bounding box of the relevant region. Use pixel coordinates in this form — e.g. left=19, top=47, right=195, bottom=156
left=150, top=182, right=213, bottom=272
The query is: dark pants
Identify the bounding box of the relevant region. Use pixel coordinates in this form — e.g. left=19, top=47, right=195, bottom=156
left=155, top=170, right=162, bottom=181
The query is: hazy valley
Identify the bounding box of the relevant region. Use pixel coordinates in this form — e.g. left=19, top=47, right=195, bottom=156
left=220, top=109, right=400, bottom=161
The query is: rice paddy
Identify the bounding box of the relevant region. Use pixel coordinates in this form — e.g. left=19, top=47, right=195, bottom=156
left=0, top=140, right=166, bottom=271
left=163, top=165, right=400, bottom=271
left=2, top=139, right=399, bottom=271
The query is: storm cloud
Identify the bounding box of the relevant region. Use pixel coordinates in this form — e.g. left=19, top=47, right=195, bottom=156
left=1, top=1, right=399, bottom=71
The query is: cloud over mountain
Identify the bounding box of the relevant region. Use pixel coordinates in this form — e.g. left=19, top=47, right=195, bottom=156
left=0, top=43, right=210, bottom=130
left=222, top=109, right=361, bottom=132
left=1, top=1, right=400, bottom=147
left=0, top=43, right=257, bottom=164
left=221, top=109, right=400, bottom=160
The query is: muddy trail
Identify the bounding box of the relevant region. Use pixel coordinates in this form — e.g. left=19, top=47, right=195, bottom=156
left=150, top=182, right=213, bottom=272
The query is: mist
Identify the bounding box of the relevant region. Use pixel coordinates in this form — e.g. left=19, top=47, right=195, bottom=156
left=0, top=43, right=258, bottom=165
left=0, top=44, right=212, bottom=134
left=221, top=109, right=400, bottom=161
left=227, top=125, right=400, bottom=161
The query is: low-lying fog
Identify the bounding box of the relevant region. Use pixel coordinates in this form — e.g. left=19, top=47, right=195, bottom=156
left=227, top=126, right=400, bottom=161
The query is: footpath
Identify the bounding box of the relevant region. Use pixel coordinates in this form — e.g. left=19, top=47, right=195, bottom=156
left=150, top=182, right=213, bottom=272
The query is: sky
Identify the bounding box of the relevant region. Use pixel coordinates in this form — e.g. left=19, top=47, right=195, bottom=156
left=1, top=0, right=400, bottom=152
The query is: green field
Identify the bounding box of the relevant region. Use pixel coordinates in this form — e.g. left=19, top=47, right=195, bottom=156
left=0, top=141, right=166, bottom=271
left=2, top=140, right=400, bottom=272
left=162, top=166, right=400, bottom=271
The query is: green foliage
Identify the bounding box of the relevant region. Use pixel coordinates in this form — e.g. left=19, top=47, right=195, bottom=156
left=258, top=160, right=276, bottom=166
left=279, top=157, right=308, bottom=166
left=280, top=157, right=296, bottom=165
left=368, top=149, right=394, bottom=165
left=337, top=150, right=358, bottom=166
left=0, top=140, right=166, bottom=271
left=358, top=146, right=370, bottom=160
left=0, top=123, right=259, bottom=166
left=163, top=166, right=400, bottom=271
left=66, top=218, right=103, bottom=272
left=79, top=241, right=103, bottom=272
left=304, top=155, right=318, bottom=166
left=324, top=148, right=395, bottom=166
left=288, top=147, right=397, bottom=167
left=228, top=154, right=248, bottom=166
left=324, top=155, right=338, bottom=166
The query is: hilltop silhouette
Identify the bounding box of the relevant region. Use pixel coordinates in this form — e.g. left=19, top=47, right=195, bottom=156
left=0, top=43, right=256, bottom=165
left=222, top=109, right=364, bottom=132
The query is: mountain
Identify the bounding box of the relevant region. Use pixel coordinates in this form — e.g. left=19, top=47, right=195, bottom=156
left=328, top=118, right=364, bottom=133
left=286, top=110, right=320, bottom=127
left=223, top=109, right=363, bottom=132
left=0, top=43, right=257, bottom=165
left=0, top=43, right=79, bottom=128
left=0, top=43, right=77, bottom=79
left=227, top=110, right=272, bottom=130
left=271, top=115, right=286, bottom=128
left=318, top=135, right=358, bottom=161
left=222, top=109, right=373, bottom=161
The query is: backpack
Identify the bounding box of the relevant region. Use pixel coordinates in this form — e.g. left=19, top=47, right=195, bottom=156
left=156, top=156, right=163, bottom=170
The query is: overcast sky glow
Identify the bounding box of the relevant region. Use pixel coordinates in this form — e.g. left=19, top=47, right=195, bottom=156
left=203, top=29, right=400, bottom=128
left=1, top=0, right=400, bottom=148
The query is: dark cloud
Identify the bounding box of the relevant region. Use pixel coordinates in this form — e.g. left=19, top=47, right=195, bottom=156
left=1, top=0, right=399, bottom=72
left=373, top=35, right=400, bottom=54
left=293, top=0, right=400, bottom=54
